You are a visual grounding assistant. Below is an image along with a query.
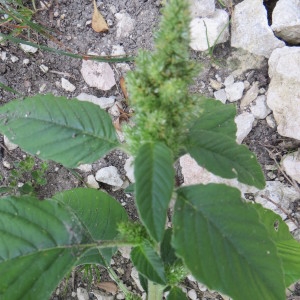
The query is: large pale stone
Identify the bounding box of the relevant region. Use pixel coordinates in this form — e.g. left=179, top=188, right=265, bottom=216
left=190, top=9, right=229, bottom=51
left=115, top=13, right=135, bottom=38
left=81, top=60, right=116, bottom=91
left=235, top=112, right=255, bottom=144
left=267, top=47, right=300, bottom=140
left=231, top=0, right=284, bottom=58
left=180, top=154, right=259, bottom=194
left=281, top=151, right=300, bottom=184
left=272, top=0, right=300, bottom=44
left=188, top=0, right=215, bottom=18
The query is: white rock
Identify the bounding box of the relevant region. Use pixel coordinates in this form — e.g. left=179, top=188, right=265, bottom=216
left=23, top=58, right=30, bottom=65
left=266, top=114, right=276, bottom=129
left=225, top=82, right=244, bottom=102
left=20, top=44, right=38, bottom=53
left=231, top=0, right=284, bottom=58
left=188, top=0, right=215, bottom=18
left=131, top=267, right=144, bottom=292
left=86, top=175, right=99, bottom=189
left=180, top=154, right=259, bottom=194
left=116, top=293, right=125, bottom=300
left=95, top=166, right=123, bottom=187
left=77, top=164, right=92, bottom=172
left=119, top=246, right=131, bottom=259
left=61, top=78, right=76, bottom=92
left=91, top=290, right=114, bottom=300
left=39, top=64, right=49, bottom=73
left=77, top=287, right=89, bottom=300
left=81, top=60, right=116, bottom=91
left=250, top=95, right=271, bottom=119
left=235, top=112, right=255, bottom=144
left=124, top=156, right=135, bottom=183
left=10, top=55, right=19, bottom=63
left=272, top=0, right=300, bottom=44
left=198, top=283, right=208, bottom=292
left=3, top=161, right=12, bottom=169
left=4, top=135, right=18, bottom=150
left=227, top=49, right=266, bottom=77
left=240, top=82, right=259, bottom=108
left=254, top=181, right=299, bottom=219
left=213, top=88, right=227, bottom=104
left=224, top=74, right=234, bottom=87
left=115, top=13, right=135, bottom=38
left=281, top=152, right=300, bottom=184
left=76, top=93, right=115, bottom=109
left=190, top=9, right=229, bottom=51
left=286, top=219, right=298, bottom=232
left=111, top=45, right=126, bottom=56
left=267, top=47, right=300, bottom=140
left=188, top=289, right=197, bottom=300
left=1, top=51, right=7, bottom=61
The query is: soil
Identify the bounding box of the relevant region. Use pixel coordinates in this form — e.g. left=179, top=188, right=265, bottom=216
left=1, top=0, right=300, bottom=299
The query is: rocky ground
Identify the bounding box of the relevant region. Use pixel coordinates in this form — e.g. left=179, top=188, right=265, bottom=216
left=1, top=0, right=300, bottom=299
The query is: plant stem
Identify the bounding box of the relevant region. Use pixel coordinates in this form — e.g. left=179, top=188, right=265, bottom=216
left=147, top=281, right=164, bottom=300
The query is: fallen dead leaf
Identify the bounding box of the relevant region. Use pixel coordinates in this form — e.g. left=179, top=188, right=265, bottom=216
left=120, top=77, right=128, bottom=100
left=92, top=0, right=108, bottom=33
left=96, top=281, right=118, bottom=295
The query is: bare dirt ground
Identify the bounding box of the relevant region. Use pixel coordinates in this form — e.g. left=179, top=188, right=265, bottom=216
left=1, top=0, right=300, bottom=299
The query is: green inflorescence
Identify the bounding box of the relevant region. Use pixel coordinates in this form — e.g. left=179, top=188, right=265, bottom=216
left=124, top=0, right=200, bottom=155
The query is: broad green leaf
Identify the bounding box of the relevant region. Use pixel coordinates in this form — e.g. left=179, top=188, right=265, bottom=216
left=0, top=94, right=119, bottom=168
left=186, top=122, right=265, bottom=189
left=134, top=142, right=174, bottom=242
left=53, top=188, right=127, bottom=268
left=192, top=97, right=237, bottom=139
left=161, top=228, right=178, bottom=265
left=131, top=242, right=166, bottom=285
left=253, top=204, right=300, bottom=287
left=167, top=286, right=188, bottom=300
left=0, top=189, right=127, bottom=300
left=0, top=195, right=88, bottom=300
left=52, top=188, right=127, bottom=240
left=172, top=184, right=285, bottom=300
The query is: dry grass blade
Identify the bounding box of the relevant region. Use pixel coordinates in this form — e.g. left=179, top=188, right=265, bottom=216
left=92, top=0, right=108, bottom=33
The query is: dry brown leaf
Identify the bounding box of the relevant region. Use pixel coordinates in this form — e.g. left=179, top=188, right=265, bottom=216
left=120, top=77, right=128, bottom=99
left=96, top=281, right=118, bottom=295
left=92, top=0, right=108, bottom=33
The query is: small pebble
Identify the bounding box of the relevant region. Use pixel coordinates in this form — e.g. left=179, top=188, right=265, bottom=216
left=23, top=59, right=30, bottom=65
left=39, top=64, right=49, bottom=73
left=61, top=78, right=76, bottom=92
left=10, top=55, right=19, bottom=63
left=188, top=289, right=197, bottom=300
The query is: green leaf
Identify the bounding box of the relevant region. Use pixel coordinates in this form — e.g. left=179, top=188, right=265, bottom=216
left=167, top=286, right=188, bottom=300
left=161, top=228, right=178, bottom=265
left=134, top=142, right=174, bottom=242
left=0, top=95, right=119, bottom=168
left=139, top=273, right=148, bottom=293
left=192, top=97, right=237, bottom=139
left=77, top=247, right=114, bottom=267
left=54, top=188, right=127, bottom=268
left=253, top=204, right=300, bottom=287
left=186, top=110, right=265, bottom=188
left=172, top=184, right=285, bottom=300
left=52, top=188, right=128, bottom=240
left=0, top=195, right=88, bottom=300
left=0, top=188, right=127, bottom=300
left=131, top=243, right=166, bottom=285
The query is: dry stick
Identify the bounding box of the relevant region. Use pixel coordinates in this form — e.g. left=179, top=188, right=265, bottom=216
left=260, top=194, right=299, bottom=229
left=262, top=144, right=300, bottom=194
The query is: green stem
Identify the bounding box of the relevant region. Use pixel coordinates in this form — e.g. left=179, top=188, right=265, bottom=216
left=147, top=281, right=165, bottom=300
